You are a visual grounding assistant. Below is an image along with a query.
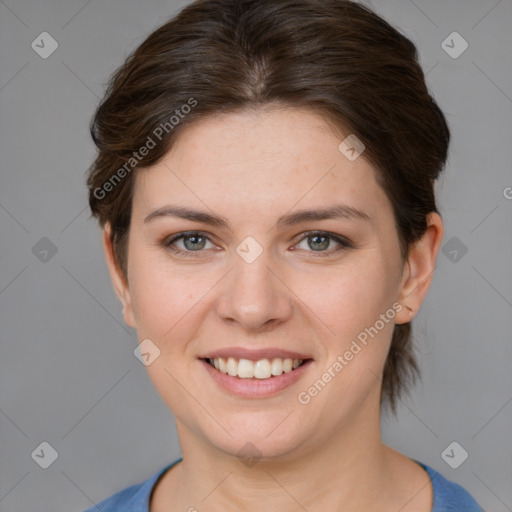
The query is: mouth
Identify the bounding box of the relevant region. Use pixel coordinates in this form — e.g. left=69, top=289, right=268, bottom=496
left=203, top=356, right=310, bottom=379
left=200, top=352, right=314, bottom=398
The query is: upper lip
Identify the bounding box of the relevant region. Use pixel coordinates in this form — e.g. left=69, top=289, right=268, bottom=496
left=200, top=347, right=312, bottom=361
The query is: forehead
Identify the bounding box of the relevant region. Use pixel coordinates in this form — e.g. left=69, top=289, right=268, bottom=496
left=132, top=107, right=391, bottom=227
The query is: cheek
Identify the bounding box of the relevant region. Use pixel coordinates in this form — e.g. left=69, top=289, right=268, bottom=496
left=300, top=265, right=397, bottom=409
left=127, top=247, right=201, bottom=346
left=305, top=259, right=398, bottom=407
left=309, top=257, right=395, bottom=341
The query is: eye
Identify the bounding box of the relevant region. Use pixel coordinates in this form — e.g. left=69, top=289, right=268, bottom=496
left=293, top=231, right=352, bottom=256
left=163, top=231, right=217, bottom=257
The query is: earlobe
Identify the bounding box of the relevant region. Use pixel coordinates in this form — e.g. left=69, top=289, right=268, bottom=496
left=395, top=212, right=444, bottom=324
left=102, top=223, right=137, bottom=328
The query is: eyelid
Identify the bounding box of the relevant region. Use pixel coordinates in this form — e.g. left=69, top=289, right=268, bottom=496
left=295, top=230, right=352, bottom=246
left=162, top=230, right=353, bottom=257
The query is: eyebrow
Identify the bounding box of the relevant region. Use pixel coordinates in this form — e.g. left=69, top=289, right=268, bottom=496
left=143, top=204, right=370, bottom=229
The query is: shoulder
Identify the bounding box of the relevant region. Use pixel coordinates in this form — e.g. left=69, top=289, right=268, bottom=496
left=82, top=461, right=178, bottom=512
left=415, top=461, right=483, bottom=512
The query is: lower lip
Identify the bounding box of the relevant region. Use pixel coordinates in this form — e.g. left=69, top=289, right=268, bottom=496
left=200, top=359, right=313, bottom=398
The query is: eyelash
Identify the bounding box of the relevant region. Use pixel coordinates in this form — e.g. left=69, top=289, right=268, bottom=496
left=162, top=230, right=353, bottom=258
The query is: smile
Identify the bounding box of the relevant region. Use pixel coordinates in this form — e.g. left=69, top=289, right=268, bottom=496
left=205, top=356, right=305, bottom=379
left=200, top=352, right=313, bottom=398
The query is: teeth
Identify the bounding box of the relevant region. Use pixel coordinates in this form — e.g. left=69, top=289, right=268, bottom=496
left=254, top=359, right=271, bottom=379
left=209, top=357, right=304, bottom=379
left=237, top=358, right=254, bottom=378
left=271, top=358, right=283, bottom=376
left=226, top=357, right=238, bottom=377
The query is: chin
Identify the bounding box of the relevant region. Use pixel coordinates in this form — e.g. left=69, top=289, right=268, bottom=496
left=194, top=410, right=314, bottom=463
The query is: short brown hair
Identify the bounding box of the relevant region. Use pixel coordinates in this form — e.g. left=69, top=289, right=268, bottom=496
left=87, top=0, right=450, bottom=413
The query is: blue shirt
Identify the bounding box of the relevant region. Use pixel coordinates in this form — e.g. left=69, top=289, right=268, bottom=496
left=84, top=458, right=483, bottom=511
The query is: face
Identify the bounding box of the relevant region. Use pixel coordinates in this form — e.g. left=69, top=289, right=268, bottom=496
left=105, top=107, right=440, bottom=461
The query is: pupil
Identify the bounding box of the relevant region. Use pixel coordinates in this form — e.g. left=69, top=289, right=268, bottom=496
left=309, top=235, right=329, bottom=251
left=184, top=235, right=205, bottom=250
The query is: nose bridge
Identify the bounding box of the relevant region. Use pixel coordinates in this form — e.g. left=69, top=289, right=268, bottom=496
left=216, top=240, right=293, bottom=331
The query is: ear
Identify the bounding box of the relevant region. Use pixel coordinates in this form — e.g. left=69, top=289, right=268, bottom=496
left=395, top=212, right=444, bottom=324
left=102, top=223, right=136, bottom=328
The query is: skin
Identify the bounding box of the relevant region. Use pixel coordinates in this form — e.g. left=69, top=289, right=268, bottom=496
left=103, top=106, right=444, bottom=511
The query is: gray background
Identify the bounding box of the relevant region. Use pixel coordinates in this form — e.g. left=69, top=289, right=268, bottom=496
left=0, top=0, right=511, bottom=510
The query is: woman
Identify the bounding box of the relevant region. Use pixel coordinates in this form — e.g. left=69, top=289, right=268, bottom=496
left=85, top=0, right=482, bottom=510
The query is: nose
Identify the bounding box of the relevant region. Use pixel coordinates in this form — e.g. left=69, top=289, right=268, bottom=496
left=216, top=248, right=294, bottom=333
